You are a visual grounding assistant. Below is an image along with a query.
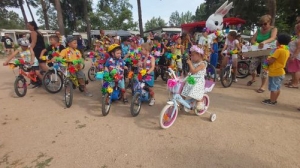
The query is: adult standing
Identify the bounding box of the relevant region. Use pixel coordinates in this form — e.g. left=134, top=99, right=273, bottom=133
left=286, top=18, right=300, bottom=88
left=136, top=34, right=144, bottom=45
left=77, top=35, right=85, bottom=58
left=1, top=33, right=14, bottom=55
left=99, top=29, right=105, bottom=40
left=247, top=15, right=278, bottom=93
left=27, top=21, right=47, bottom=71
left=55, top=30, right=66, bottom=47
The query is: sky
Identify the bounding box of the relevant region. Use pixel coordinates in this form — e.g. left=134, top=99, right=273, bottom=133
left=10, top=0, right=204, bottom=26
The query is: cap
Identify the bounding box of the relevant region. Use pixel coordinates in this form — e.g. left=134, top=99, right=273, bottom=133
left=66, top=36, right=77, bottom=43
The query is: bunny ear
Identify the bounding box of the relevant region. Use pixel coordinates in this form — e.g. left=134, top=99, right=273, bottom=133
left=215, top=0, right=229, bottom=14
left=220, top=2, right=233, bottom=16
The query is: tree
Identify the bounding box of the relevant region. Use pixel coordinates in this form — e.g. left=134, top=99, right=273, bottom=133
left=83, top=0, right=91, bottom=46
left=137, top=0, right=143, bottom=36
left=169, top=11, right=194, bottom=26
left=145, top=17, right=167, bottom=31
left=54, top=0, right=65, bottom=34
left=40, top=0, right=49, bottom=29
left=0, top=8, right=25, bottom=29
left=193, top=3, right=206, bottom=21
left=36, top=1, right=58, bottom=30
left=25, top=0, right=38, bottom=21
left=18, top=0, right=28, bottom=23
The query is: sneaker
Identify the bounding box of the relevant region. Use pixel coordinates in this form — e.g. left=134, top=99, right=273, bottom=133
left=31, top=83, right=41, bottom=89
left=262, top=99, right=277, bottom=105
left=234, top=78, right=238, bottom=83
left=84, top=92, right=93, bottom=97
left=196, top=102, right=205, bottom=110
left=149, top=98, right=155, bottom=106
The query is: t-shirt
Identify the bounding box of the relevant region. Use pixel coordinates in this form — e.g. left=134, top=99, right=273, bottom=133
left=1, top=37, right=13, bottom=48
left=268, top=48, right=290, bottom=77
left=105, top=57, right=125, bottom=76
left=224, top=39, right=239, bottom=56
left=121, top=43, right=130, bottom=58
left=17, top=47, right=39, bottom=66
left=60, top=47, right=82, bottom=61
left=198, top=36, right=212, bottom=48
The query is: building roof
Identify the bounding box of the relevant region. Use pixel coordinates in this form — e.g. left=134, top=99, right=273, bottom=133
left=143, top=26, right=181, bottom=33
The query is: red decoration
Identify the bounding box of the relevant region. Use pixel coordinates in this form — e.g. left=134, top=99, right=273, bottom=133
left=52, top=52, right=59, bottom=57
left=68, top=66, right=76, bottom=74
left=132, top=60, right=138, bottom=65
left=138, top=73, right=142, bottom=80
left=19, top=59, right=25, bottom=65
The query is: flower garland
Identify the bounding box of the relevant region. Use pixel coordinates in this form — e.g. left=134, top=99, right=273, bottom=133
left=262, top=45, right=289, bottom=69
left=152, top=44, right=161, bottom=56
left=126, top=47, right=141, bottom=65
left=101, top=69, right=123, bottom=94
left=48, top=45, right=61, bottom=57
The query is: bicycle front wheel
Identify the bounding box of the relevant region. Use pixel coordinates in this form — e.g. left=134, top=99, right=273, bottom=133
left=43, top=70, right=63, bottom=94
left=130, top=92, right=142, bottom=117
left=14, top=76, right=27, bottom=97
left=159, top=104, right=178, bottom=129
left=220, top=67, right=233, bottom=88
left=236, top=61, right=250, bottom=79
left=102, top=94, right=111, bottom=116
left=64, top=79, right=73, bottom=108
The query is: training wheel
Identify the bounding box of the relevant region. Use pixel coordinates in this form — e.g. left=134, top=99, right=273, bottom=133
left=210, top=114, right=216, bottom=122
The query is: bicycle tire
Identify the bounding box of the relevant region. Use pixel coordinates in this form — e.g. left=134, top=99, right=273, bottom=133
left=161, top=67, right=168, bottom=81
left=88, top=67, right=96, bottom=81
left=130, top=92, right=142, bottom=117
left=64, top=79, right=73, bottom=108
left=220, top=67, right=233, bottom=88
left=206, top=63, right=217, bottom=82
left=43, top=70, right=63, bottom=94
left=159, top=104, right=178, bottom=129
left=102, top=94, right=111, bottom=116
left=236, top=61, right=250, bottom=79
left=14, top=76, right=27, bottom=97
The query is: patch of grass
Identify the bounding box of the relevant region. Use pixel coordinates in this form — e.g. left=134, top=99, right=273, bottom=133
left=101, top=165, right=108, bottom=168
left=0, top=152, right=10, bottom=165
left=34, top=157, right=53, bottom=168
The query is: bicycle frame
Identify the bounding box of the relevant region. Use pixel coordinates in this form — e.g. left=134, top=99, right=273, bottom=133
left=133, top=78, right=149, bottom=102
left=18, top=65, right=38, bottom=83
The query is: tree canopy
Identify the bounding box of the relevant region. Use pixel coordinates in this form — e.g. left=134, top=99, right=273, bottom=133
left=145, top=17, right=167, bottom=31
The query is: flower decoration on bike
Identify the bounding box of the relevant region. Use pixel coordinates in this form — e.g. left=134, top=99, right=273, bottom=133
left=187, top=75, right=196, bottom=85
left=137, top=69, right=152, bottom=81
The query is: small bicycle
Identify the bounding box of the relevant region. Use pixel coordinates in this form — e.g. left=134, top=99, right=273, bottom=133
left=42, top=57, right=64, bottom=94
left=130, top=75, right=152, bottom=117
left=220, top=53, right=235, bottom=88
left=8, top=59, right=41, bottom=97
left=159, top=68, right=216, bottom=129
left=87, top=51, right=106, bottom=81
left=101, top=80, right=122, bottom=116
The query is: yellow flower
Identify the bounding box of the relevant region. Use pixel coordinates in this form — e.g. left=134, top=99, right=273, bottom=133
left=107, top=87, right=113, bottom=94
left=140, top=69, right=147, bottom=76
left=172, top=54, right=177, bottom=60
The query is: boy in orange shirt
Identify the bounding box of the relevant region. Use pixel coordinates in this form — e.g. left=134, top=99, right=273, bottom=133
left=262, top=34, right=291, bottom=105
left=60, top=36, right=92, bottom=97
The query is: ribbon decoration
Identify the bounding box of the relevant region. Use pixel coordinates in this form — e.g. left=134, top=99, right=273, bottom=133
left=187, top=76, right=196, bottom=85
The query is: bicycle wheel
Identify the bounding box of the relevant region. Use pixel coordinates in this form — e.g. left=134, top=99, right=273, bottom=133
left=195, top=94, right=209, bottom=116
left=159, top=104, right=178, bottom=129
left=64, top=79, right=73, bottom=108
left=130, top=92, right=142, bottom=117
left=43, top=70, right=63, bottom=94
left=236, top=61, right=250, bottom=79
left=102, top=94, right=111, bottom=116
left=206, top=63, right=217, bottom=82
left=88, top=67, right=96, bottom=81
left=154, top=68, right=159, bottom=80
left=161, top=67, right=168, bottom=81
left=220, top=67, right=233, bottom=88
left=14, top=76, right=27, bottom=97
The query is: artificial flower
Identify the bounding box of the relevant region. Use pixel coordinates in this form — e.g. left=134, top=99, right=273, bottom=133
left=187, top=76, right=196, bottom=85
left=140, top=69, right=147, bottom=76
left=167, top=79, right=177, bottom=88
left=107, top=87, right=113, bottom=94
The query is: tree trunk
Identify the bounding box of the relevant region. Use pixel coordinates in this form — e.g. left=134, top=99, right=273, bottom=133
left=83, top=0, right=91, bottom=47
left=40, top=0, right=49, bottom=29
left=54, top=0, right=65, bottom=35
left=267, top=0, right=276, bottom=25
left=137, top=0, right=144, bottom=37
left=25, top=0, right=34, bottom=21
left=18, top=0, right=28, bottom=24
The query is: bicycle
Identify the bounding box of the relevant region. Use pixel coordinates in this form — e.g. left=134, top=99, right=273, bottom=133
left=101, top=80, right=122, bottom=116
left=87, top=51, right=106, bottom=81
left=130, top=74, right=152, bottom=117
left=220, top=51, right=237, bottom=88
left=159, top=68, right=216, bottom=129
left=205, top=61, right=217, bottom=82
left=8, top=59, right=41, bottom=97
left=236, top=57, right=250, bottom=79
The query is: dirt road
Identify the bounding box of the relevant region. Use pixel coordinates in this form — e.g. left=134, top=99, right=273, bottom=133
left=0, top=58, right=299, bottom=168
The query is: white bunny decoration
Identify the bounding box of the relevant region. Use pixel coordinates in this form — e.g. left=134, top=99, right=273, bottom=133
left=205, top=0, right=233, bottom=32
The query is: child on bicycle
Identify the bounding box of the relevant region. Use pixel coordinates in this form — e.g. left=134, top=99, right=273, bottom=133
left=60, top=36, right=92, bottom=97
left=40, top=35, right=65, bottom=68
left=105, top=44, right=128, bottom=103
left=181, top=45, right=207, bottom=110
left=171, top=34, right=184, bottom=76
left=3, top=38, right=43, bottom=88
left=220, top=31, right=241, bottom=82
left=140, top=43, right=156, bottom=106
left=262, top=33, right=291, bottom=105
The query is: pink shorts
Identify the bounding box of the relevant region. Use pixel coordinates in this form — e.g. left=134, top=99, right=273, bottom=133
left=287, top=58, right=300, bottom=73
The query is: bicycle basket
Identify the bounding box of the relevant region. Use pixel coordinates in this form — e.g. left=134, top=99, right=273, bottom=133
left=96, top=71, right=104, bottom=80
left=167, top=79, right=185, bottom=94
left=204, top=80, right=215, bottom=93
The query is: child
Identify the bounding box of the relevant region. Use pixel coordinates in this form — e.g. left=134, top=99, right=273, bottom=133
left=60, top=36, right=92, bottom=97
left=171, top=35, right=184, bottom=75
left=40, top=35, right=65, bottom=68
left=3, top=38, right=42, bottom=88
left=140, top=43, right=156, bottom=106
left=152, top=36, right=165, bottom=66
left=181, top=45, right=207, bottom=110
left=220, top=31, right=241, bottom=82
left=198, top=28, right=212, bottom=60
left=262, top=33, right=291, bottom=105
left=105, top=44, right=128, bottom=103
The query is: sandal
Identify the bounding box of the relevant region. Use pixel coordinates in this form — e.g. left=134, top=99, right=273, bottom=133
left=256, top=88, right=265, bottom=93
left=247, top=80, right=255, bottom=86
left=286, top=85, right=299, bottom=89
